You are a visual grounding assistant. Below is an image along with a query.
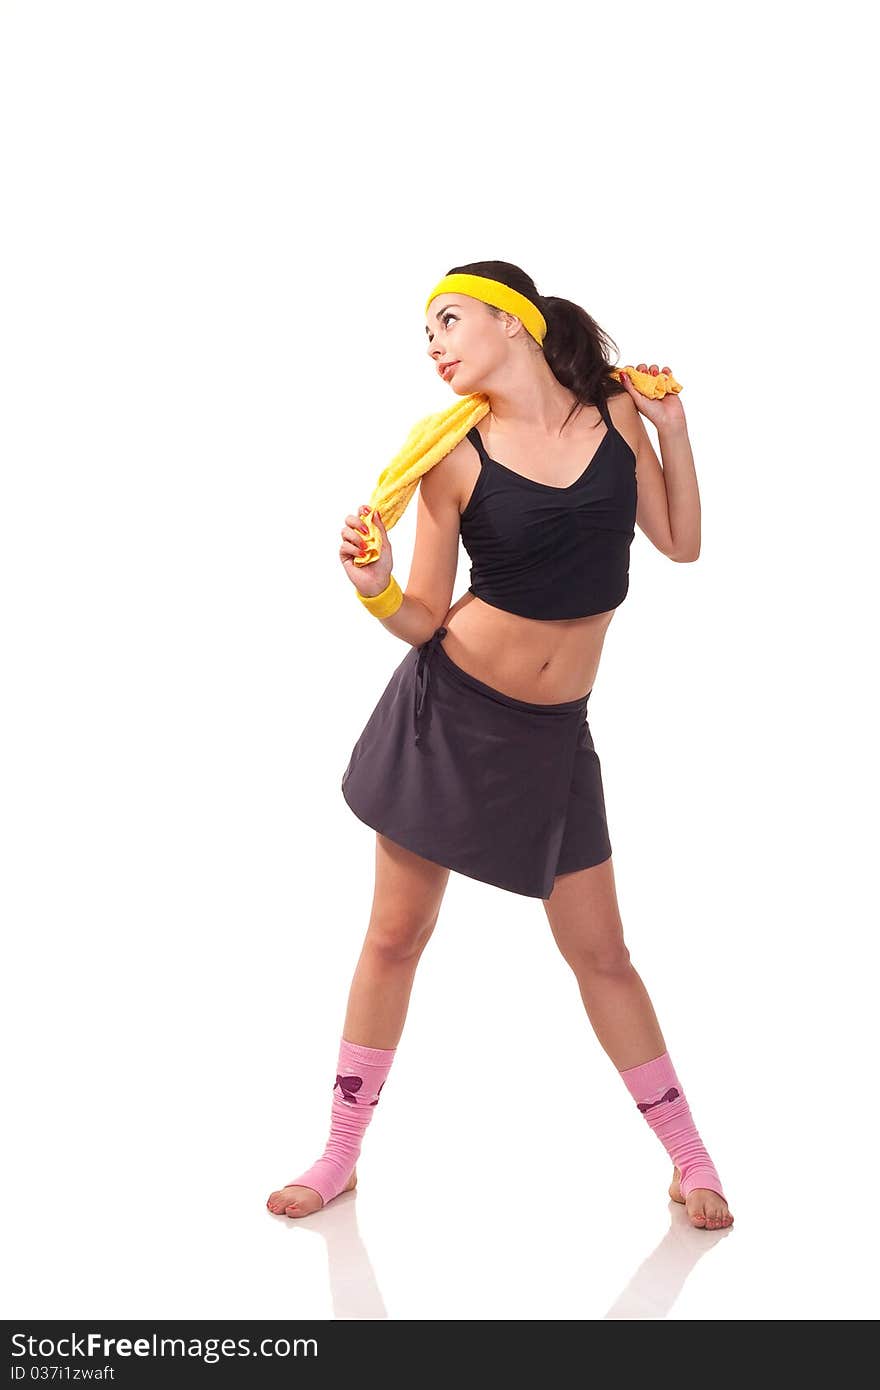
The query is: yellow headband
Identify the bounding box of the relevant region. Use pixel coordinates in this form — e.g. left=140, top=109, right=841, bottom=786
left=425, top=273, right=548, bottom=346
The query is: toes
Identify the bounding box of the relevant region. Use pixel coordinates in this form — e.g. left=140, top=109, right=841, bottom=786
left=684, top=1185, right=734, bottom=1230
left=267, top=1187, right=298, bottom=1214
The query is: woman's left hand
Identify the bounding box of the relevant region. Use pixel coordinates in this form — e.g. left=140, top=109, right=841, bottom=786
left=619, top=363, right=686, bottom=432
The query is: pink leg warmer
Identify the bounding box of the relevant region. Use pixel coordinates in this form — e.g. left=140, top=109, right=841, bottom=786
left=286, top=1038, right=397, bottom=1207
left=619, top=1051, right=726, bottom=1202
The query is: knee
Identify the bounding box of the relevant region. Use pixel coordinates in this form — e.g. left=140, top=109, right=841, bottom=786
left=586, top=940, right=632, bottom=975
left=365, top=911, right=438, bottom=964
left=559, top=924, right=632, bottom=976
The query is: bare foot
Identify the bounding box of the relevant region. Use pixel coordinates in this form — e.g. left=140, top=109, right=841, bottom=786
left=266, top=1168, right=357, bottom=1218
left=669, top=1166, right=734, bottom=1230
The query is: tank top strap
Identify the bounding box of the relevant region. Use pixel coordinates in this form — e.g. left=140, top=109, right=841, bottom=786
left=467, top=424, right=490, bottom=462
left=596, top=393, right=613, bottom=431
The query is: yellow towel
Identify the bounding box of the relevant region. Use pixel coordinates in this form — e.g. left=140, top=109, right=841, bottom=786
left=608, top=365, right=682, bottom=399
left=353, top=368, right=681, bottom=568
left=353, top=393, right=490, bottom=566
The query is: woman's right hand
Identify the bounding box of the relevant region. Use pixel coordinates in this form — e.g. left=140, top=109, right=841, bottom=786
left=339, top=504, right=394, bottom=597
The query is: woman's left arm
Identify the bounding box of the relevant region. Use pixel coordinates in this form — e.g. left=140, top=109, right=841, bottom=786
left=617, top=365, right=701, bottom=563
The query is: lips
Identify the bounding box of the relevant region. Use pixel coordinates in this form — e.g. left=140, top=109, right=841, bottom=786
left=439, top=361, right=459, bottom=379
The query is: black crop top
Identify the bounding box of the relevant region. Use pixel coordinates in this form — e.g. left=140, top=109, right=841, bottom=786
left=459, top=396, right=637, bottom=621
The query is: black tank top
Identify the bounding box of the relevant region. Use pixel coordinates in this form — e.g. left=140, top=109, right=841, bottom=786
left=459, top=396, right=637, bottom=621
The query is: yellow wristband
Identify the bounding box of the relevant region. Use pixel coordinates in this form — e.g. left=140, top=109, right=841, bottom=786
left=357, top=573, right=403, bottom=619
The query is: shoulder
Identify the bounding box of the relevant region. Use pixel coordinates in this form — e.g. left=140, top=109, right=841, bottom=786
left=606, top=388, right=642, bottom=458
left=418, top=431, right=480, bottom=512
left=606, top=385, right=637, bottom=426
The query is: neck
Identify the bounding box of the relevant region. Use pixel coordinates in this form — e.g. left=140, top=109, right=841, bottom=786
left=484, top=358, right=579, bottom=436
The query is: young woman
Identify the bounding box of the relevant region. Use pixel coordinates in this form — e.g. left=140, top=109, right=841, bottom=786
left=267, top=261, right=734, bottom=1232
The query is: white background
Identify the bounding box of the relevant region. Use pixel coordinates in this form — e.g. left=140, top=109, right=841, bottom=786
left=2, top=0, right=877, bottom=1321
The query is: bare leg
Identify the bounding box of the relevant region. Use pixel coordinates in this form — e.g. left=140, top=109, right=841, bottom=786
left=267, top=834, right=450, bottom=1216
left=544, top=857, right=733, bottom=1231
left=545, top=857, right=664, bottom=1067
left=342, top=834, right=451, bottom=1047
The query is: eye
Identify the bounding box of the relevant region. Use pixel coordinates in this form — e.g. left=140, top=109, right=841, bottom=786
left=427, top=311, right=457, bottom=344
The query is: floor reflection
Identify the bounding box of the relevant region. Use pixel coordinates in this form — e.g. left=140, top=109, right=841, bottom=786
left=282, top=1188, right=388, bottom=1320
left=604, top=1200, right=733, bottom=1319
left=275, top=1191, right=732, bottom=1320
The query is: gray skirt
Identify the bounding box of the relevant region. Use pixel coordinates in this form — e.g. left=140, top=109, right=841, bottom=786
left=341, top=625, right=612, bottom=899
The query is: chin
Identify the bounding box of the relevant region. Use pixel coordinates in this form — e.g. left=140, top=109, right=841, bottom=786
left=449, top=374, right=475, bottom=396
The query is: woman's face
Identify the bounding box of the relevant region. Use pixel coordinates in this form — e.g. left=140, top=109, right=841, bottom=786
left=424, top=294, right=513, bottom=395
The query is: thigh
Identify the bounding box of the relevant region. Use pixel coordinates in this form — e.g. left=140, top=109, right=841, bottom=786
left=543, top=855, right=628, bottom=966
left=363, top=832, right=452, bottom=955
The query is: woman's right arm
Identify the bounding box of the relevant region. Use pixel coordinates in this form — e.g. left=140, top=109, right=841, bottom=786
left=339, top=447, right=464, bottom=648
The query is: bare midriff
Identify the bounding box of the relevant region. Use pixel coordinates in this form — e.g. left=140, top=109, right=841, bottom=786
left=440, top=590, right=616, bottom=705
left=427, top=394, right=632, bottom=705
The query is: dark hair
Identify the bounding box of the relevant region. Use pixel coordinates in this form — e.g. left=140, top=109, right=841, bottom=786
left=446, top=259, right=626, bottom=433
